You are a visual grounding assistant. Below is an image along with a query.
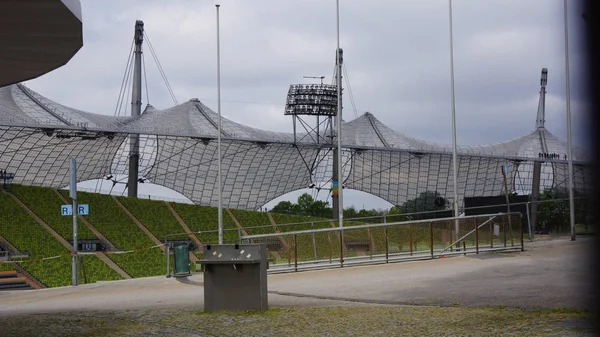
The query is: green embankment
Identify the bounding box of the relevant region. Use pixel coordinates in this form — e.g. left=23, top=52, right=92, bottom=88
left=1, top=184, right=512, bottom=286
left=2, top=186, right=123, bottom=286
left=107, top=247, right=166, bottom=278
left=11, top=185, right=97, bottom=240
left=228, top=209, right=273, bottom=235
left=116, top=196, right=184, bottom=241
left=58, top=190, right=155, bottom=250
left=79, top=254, right=123, bottom=283
left=58, top=190, right=165, bottom=278
left=170, top=203, right=239, bottom=244
left=0, top=190, right=71, bottom=286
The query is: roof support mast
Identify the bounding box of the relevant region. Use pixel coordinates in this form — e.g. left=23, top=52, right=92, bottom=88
left=530, top=68, right=548, bottom=235
left=535, top=68, right=548, bottom=129
left=128, top=20, right=144, bottom=198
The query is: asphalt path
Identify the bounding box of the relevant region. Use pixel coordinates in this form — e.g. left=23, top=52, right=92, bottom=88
left=0, top=235, right=595, bottom=316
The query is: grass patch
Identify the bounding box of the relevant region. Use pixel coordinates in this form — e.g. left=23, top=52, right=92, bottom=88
left=11, top=185, right=97, bottom=241
left=106, top=247, right=165, bottom=278
left=170, top=203, right=239, bottom=244
left=197, top=308, right=285, bottom=317
left=79, top=254, right=124, bottom=284
left=0, top=306, right=592, bottom=336
left=116, top=196, right=183, bottom=241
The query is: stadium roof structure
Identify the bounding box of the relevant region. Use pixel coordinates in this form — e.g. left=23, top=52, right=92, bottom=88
left=0, top=81, right=592, bottom=210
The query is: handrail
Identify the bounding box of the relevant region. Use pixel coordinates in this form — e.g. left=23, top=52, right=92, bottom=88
left=439, top=215, right=497, bottom=254
left=240, top=212, right=521, bottom=241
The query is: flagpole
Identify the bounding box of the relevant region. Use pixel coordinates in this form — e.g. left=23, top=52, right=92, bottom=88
left=216, top=4, right=223, bottom=244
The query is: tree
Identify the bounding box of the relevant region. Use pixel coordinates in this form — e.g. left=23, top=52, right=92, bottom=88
left=537, top=188, right=569, bottom=233
left=400, top=191, right=448, bottom=218
left=387, top=205, right=408, bottom=222
left=357, top=208, right=382, bottom=223
left=388, top=205, right=404, bottom=215
left=271, top=200, right=294, bottom=214
left=271, top=193, right=332, bottom=218
left=297, top=193, right=314, bottom=213
left=536, top=187, right=593, bottom=233
left=344, top=206, right=357, bottom=219
left=270, top=193, right=392, bottom=221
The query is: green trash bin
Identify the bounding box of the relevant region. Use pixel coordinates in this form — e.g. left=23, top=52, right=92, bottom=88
left=174, top=244, right=190, bottom=276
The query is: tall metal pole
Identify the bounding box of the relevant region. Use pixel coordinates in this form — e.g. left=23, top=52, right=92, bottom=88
left=70, top=158, right=78, bottom=286
left=216, top=4, right=223, bottom=244
left=563, top=0, right=576, bottom=241
left=335, top=0, right=343, bottom=229
left=331, top=51, right=343, bottom=219
left=128, top=20, right=144, bottom=198
left=448, top=0, right=460, bottom=244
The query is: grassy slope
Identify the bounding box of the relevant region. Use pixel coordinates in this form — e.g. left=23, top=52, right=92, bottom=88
left=11, top=184, right=97, bottom=240
left=3, top=185, right=513, bottom=285
left=228, top=209, right=274, bottom=235
left=170, top=203, right=239, bottom=244
left=0, top=191, right=73, bottom=286
left=116, top=196, right=183, bottom=241
left=58, top=190, right=165, bottom=278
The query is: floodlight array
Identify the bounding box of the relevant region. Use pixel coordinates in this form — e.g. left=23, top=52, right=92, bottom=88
left=285, top=84, right=339, bottom=116
left=288, top=84, right=338, bottom=96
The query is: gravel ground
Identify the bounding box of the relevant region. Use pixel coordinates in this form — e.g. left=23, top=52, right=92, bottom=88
left=0, top=306, right=594, bottom=337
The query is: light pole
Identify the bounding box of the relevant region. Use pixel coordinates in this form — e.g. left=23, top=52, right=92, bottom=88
left=563, top=0, right=576, bottom=241
left=216, top=4, right=223, bottom=244
left=335, top=0, right=343, bottom=230
left=448, top=0, right=460, bottom=244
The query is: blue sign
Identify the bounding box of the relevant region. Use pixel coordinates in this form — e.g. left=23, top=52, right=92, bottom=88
left=503, top=164, right=509, bottom=175
left=78, top=204, right=89, bottom=215
left=61, top=205, right=72, bottom=216
left=61, top=204, right=89, bottom=216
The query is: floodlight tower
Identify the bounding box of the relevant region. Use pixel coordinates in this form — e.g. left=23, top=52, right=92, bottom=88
left=285, top=82, right=337, bottom=145
left=284, top=72, right=340, bottom=219
left=302, top=75, right=326, bottom=145
left=284, top=2, right=344, bottom=221
left=128, top=20, right=144, bottom=198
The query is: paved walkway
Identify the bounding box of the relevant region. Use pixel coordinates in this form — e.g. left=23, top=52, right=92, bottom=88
left=0, top=236, right=594, bottom=316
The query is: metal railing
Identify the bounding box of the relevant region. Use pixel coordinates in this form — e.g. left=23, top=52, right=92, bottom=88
left=265, top=196, right=591, bottom=242
left=239, top=212, right=524, bottom=273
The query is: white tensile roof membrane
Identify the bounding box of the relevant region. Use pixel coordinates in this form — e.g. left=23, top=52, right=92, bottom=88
left=0, top=84, right=592, bottom=209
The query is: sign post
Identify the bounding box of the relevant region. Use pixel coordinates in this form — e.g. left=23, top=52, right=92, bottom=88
left=70, top=158, right=78, bottom=286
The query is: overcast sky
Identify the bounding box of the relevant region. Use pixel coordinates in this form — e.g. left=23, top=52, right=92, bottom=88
left=27, top=0, right=592, bottom=210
